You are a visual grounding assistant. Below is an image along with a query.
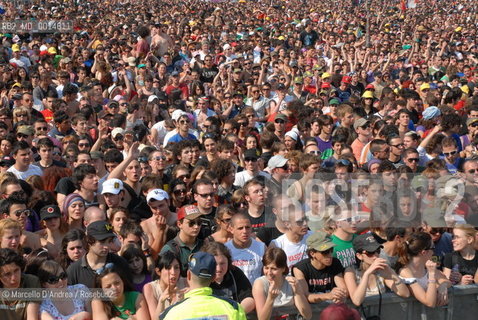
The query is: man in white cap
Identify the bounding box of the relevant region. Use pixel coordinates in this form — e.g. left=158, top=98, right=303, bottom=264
left=140, top=188, right=176, bottom=257
left=111, top=127, right=125, bottom=151
left=163, top=110, right=198, bottom=147
left=267, top=154, right=290, bottom=195
left=100, top=178, right=125, bottom=215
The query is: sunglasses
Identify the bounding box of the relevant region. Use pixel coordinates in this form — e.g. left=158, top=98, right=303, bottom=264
left=179, top=119, right=191, bottom=124
left=407, top=158, right=419, bottom=162
left=13, top=209, right=31, bottom=217
left=470, top=123, right=478, bottom=128
left=279, top=164, right=289, bottom=170
left=238, top=122, right=248, bottom=126
left=294, top=217, right=308, bottom=226
left=337, top=216, right=360, bottom=223
left=152, top=156, right=166, bottom=161
left=319, top=248, right=333, bottom=255
left=47, top=272, right=67, bottom=284
left=36, top=126, right=48, bottom=131
left=137, top=156, right=148, bottom=163
left=468, top=169, right=477, bottom=174
left=197, top=192, right=214, bottom=199
left=244, top=157, right=257, bottom=162
left=177, top=174, right=191, bottom=180
left=443, top=151, right=457, bottom=157
left=308, top=150, right=321, bottom=155
left=120, top=103, right=129, bottom=106
left=221, top=218, right=232, bottom=224
left=173, top=189, right=186, bottom=195
left=187, top=219, right=201, bottom=227
left=113, top=135, right=124, bottom=141
left=363, top=249, right=381, bottom=257
left=16, top=114, right=28, bottom=117
left=391, top=143, right=404, bottom=148
left=360, top=124, right=371, bottom=129
left=96, top=262, right=114, bottom=275
left=16, top=133, right=28, bottom=139
left=78, top=143, right=90, bottom=147
left=426, top=244, right=436, bottom=251
left=252, top=90, right=260, bottom=93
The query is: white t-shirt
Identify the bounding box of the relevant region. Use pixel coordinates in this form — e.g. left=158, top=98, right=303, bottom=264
left=151, top=120, right=168, bottom=145
left=7, top=164, right=43, bottom=180
left=225, top=239, right=266, bottom=284
left=233, top=170, right=271, bottom=188
left=271, top=231, right=312, bottom=270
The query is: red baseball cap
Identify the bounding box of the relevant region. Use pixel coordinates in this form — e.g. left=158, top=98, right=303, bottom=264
left=177, top=205, right=202, bottom=221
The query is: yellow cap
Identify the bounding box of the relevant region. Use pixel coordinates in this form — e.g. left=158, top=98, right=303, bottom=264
left=455, top=27, right=462, bottom=32
left=12, top=44, right=20, bottom=52
left=47, top=47, right=57, bottom=55
left=420, top=83, right=430, bottom=91
left=321, top=72, right=331, bottom=79
left=362, top=91, right=374, bottom=99
left=278, top=36, right=285, bottom=41
left=461, top=85, right=469, bottom=94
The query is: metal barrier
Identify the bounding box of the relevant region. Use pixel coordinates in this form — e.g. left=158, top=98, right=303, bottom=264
left=247, top=285, right=478, bottom=320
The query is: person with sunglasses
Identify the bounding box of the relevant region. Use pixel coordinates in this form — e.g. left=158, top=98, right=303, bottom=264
left=0, top=194, right=41, bottom=252
left=292, top=231, right=348, bottom=304
left=402, top=148, right=423, bottom=173
left=160, top=205, right=204, bottom=277
left=398, top=232, right=451, bottom=307
left=38, top=260, right=91, bottom=320
left=344, top=234, right=410, bottom=306
left=441, top=136, right=463, bottom=174
left=351, top=118, right=372, bottom=162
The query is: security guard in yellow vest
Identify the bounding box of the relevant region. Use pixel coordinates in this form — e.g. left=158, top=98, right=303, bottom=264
left=160, top=252, right=247, bottom=320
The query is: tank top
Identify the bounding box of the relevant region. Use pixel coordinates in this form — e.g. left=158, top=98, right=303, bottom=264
left=40, top=284, right=88, bottom=320
left=149, top=278, right=188, bottom=309
left=115, top=291, right=139, bottom=319
left=259, top=276, right=297, bottom=320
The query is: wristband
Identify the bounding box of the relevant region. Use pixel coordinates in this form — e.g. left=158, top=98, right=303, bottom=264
left=428, top=279, right=437, bottom=283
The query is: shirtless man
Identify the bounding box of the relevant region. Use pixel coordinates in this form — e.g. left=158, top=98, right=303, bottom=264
left=140, top=189, right=176, bottom=257
left=151, top=23, right=174, bottom=57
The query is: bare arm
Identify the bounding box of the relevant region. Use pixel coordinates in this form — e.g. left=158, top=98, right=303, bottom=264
left=133, top=294, right=151, bottom=320
left=91, top=299, right=110, bottom=320
left=108, top=141, right=139, bottom=180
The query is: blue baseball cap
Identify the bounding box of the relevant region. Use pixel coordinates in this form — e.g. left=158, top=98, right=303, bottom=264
left=188, top=252, right=216, bottom=279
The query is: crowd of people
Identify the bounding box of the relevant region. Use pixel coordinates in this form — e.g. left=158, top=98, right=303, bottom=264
left=1, top=0, right=478, bottom=319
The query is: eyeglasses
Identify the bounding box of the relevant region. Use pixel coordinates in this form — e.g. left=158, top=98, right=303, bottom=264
left=407, top=158, right=419, bottom=162
left=187, top=219, right=201, bottom=227
left=443, top=150, right=457, bottom=157
left=13, top=209, right=31, bottom=217
left=47, top=272, right=67, bottom=284
left=173, top=189, right=186, bottom=195
left=364, top=249, right=381, bottom=257
left=113, top=135, right=124, bottom=141
left=197, top=192, right=214, bottom=199
left=275, top=119, right=285, bottom=124
left=337, top=216, right=360, bottom=223
left=152, top=156, right=166, bottom=161
left=78, top=143, right=90, bottom=147
left=278, top=164, right=289, bottom=170
left=294, top=217, right=308, bottom=226
left=177, top=174, right=191, bottom=180
left=16, top=133, right=28, bottom=139
left=96, top=262, right=114, bottom=275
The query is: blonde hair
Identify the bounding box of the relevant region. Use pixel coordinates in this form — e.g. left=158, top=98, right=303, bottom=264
left=454, top=224, right=477, bottom=239
left=0, top=218, right=22, bottom=239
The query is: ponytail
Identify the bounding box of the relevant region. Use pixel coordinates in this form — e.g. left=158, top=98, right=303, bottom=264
left=397, top=232, right=432, bottom=269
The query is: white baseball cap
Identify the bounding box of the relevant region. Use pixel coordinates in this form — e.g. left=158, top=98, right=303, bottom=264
left=101, top=179, right=124, bottom=195
left=147, top=189, right=169, bottom=202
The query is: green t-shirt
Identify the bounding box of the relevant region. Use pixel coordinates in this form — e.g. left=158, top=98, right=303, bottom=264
left=115, top=291, right=139, bottom=319
left=331, top=234, right=357, bottom=269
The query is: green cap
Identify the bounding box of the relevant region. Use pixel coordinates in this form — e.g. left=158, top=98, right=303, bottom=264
left=307, top=231, right=336, bottom=252
left=329, top=98, right=340, bottom=105
left=294, top=76, right=303, bottom=84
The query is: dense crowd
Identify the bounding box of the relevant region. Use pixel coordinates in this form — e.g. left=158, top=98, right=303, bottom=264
left=0, top=0, right=478, bottom=319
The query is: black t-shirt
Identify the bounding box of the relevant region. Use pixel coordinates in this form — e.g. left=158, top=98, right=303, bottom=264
left=248, top=210, right=267, bottom=234
left=67, top=253, right=132, bottom=289
left=292, top=258, right=344, bottom=294
left=210, top=266, right=252, bottom=302
left=256, top=226, right=283, bottom=246
left=198, top=207, right=217, bottom=240
left=34, top=161, right=66, bottom=171
left=199, top=66, right=219, bottom=83
left=300, top=30, right=318, bottom=47
left=55, top=177, right=76, bottom=195
left=443, top=250, right=478, bottom=276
